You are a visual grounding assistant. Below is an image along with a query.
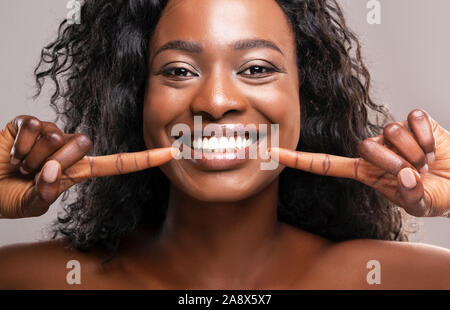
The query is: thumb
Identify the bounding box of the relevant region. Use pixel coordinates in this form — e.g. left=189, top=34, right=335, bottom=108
left=22, top=160, right=62, bottom=217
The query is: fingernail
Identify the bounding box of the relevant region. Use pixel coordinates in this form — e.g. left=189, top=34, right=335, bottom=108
left=400, top=169, right=417, bottom=189
left=426, top=152, right=435, bottom=164
left=10, top=157, right=20, bottom=166
left=419, top=164, right=429, bottom=174
left=411, top=109, right=425, bottom=118
left=19, top=166, right=30, bottom=175
left=171, top=148, right=181, bottom=159
left=42, top=161, right=59, bottom=183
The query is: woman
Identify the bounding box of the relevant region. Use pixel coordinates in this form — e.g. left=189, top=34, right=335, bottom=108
left=0, top=0, right=449, bottom=289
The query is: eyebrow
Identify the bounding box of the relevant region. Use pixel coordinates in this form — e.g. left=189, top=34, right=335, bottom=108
left=153, top=38, right=284, bottom=58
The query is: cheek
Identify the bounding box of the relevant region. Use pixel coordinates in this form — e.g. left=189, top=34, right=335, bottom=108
left=243, top=82, right=300, bottom=149
left=142, top=79, right=189, bottom=147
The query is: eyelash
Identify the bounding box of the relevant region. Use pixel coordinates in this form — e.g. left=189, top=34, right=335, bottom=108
left=160, top=65, right=279, bottom=80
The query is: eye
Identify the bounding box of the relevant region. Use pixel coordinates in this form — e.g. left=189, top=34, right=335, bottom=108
left=159, top=64, right=280, bottom=80
left=239, top=65, right=278, bottom=78
left=160, top=67, right=197, bottom=79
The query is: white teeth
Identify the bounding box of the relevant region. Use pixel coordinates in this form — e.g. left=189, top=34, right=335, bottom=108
left=227, top=137, right=236, bottom=152
left=193, top=136, right=254, bottom=152
left=209, top=137, right=218, bottom=152
left=225, top=153, right=236, bottom=160
left=219, top=137, right=228, bottom=152
left=236, top=136, right=243, bottom=149
left=245, top=138, right=253, bottom=147
left=202, top=137, right=209, bottom=150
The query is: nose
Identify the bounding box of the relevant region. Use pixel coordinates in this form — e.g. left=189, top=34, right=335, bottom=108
left=190, top=68, right=247, bottom=121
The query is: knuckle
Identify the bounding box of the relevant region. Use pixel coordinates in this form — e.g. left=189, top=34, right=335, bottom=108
left=42, top=131, right=64, bottom=147
left=9, top=117, right=41, bottom=158
left=408, top=109, right=427, bottom=121
left=12, top=115, right=31, bottom=125
left=383, top=122, right=402, bottom=138
left=74, top=134, right=93, bottom=153
left=21, top=117, right=41, bottom=132
left=358, top=139, right=375, bottom=157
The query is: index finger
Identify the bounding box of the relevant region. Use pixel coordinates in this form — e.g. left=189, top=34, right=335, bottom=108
left=269, top=147, right=360, bottom=180
left=8, top=116, right=42, bottom=164
left=62, top=147, right=179, bottom=185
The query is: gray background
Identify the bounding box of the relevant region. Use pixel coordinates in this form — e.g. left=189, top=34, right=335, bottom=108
left=0, top=0, right=449, bottom=248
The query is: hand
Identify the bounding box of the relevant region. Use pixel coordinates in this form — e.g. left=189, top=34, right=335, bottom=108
left=0, top=115, right=178, bottom=219
left=270, top=109, right=450, bottom=217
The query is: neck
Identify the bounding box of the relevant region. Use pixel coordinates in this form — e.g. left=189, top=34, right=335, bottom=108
left=154, top=178, right=282, bottom=284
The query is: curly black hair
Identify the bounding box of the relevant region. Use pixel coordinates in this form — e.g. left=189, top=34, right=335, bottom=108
left=34, top=0, right=408, bottom=261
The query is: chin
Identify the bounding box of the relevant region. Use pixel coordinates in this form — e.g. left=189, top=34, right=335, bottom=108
left=167, top=165, right=283, bottom=203
left=185, top=186, right=258, bottom=203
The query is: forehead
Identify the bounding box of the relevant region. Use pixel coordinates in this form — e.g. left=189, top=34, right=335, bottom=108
left=150, top=0, right=295, bottom=55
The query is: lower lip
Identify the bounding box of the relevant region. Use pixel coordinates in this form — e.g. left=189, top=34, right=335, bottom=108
left=184, top=141, right=260, bottom=171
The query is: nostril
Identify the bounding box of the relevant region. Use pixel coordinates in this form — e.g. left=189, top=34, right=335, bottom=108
left=193, top=109, right=241, bottom=123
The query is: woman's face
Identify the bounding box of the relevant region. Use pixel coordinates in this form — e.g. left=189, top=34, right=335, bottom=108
left=143, top=0, right=300, bottom=202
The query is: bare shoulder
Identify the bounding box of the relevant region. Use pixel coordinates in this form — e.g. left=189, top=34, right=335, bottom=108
left=303, top=238, right=450, bottom=289
left=0, top=239, right=122, bottom=289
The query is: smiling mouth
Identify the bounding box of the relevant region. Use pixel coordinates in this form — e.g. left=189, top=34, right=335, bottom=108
left=191, top=133, right=255, bottom=153
left=170, top=123, right=271, bottom=170
left=172, top=123, right=267, bottom=155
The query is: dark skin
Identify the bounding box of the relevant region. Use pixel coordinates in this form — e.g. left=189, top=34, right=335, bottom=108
left=0, top=0, right=450, bottom=289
